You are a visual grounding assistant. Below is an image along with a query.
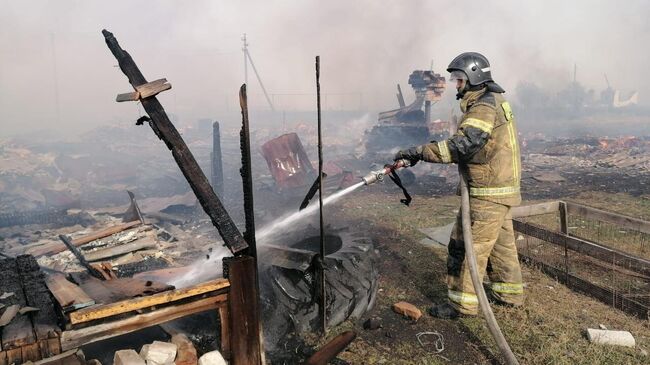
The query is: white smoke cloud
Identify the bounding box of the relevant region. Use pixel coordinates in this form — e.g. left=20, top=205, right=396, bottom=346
left=1, top=0, right=649, bottom=137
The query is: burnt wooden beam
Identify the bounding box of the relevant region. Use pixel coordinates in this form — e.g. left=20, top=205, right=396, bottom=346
left=238, top=85, right=256, bottom=258
left=0, top=258, right=36, bottom=352
left=58, top=235, right=104, bottom=280
left=303, top=331, right=357, bottom=365
left=16, top=255, right=61, bottom=343
left=101, top=29, right=247, bottom=254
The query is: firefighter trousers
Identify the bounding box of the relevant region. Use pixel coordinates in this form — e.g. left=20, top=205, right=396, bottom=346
left=446, top=198, right=524, bottom=315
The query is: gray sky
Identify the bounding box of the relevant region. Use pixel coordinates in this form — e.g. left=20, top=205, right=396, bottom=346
left=1, top=0, right=648, bottom=137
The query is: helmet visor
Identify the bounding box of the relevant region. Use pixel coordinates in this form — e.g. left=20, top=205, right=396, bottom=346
left=448, top=70, right=468, bottom=82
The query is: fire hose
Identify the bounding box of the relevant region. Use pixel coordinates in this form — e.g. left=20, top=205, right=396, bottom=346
left=364, top=161, right=520, bottom=365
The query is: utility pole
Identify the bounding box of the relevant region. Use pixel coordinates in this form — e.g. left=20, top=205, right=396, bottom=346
left=241, top=34, right=275, bottom=111
left=242, top=34, right=249, bottom=86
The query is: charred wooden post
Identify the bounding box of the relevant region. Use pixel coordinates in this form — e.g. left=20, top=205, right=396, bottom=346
left=315, top=56, right=327, bottom=334
left=302, top=331, right=357, bottom=365
left=211, top=121, right=224, bottom=198
left=239, top=85, right=257, bottom=258
left=101, top=29, right=247, bottom=254
left=227, top=256, right=265, bottom=365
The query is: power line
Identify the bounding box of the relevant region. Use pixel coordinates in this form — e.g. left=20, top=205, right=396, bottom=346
left=242, top=34, right=275, bottom=111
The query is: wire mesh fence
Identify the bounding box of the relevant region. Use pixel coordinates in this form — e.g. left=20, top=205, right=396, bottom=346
left=512, top=201, right=650, bottom=319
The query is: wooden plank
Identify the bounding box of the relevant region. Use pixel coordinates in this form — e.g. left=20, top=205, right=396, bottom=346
left=30, top=221, right=142, bottom=257
left=60, top=294, right=227, bottom=350
left=513, top=220, right=650, bottom=276
left=132, top=266, right=192, bottom=282
left=21, top=342, right=41, bottom=362
left=44, top=274, right=95, bottom=312
left=217, top=304, right=230, bottom=360
left=0, top=258, right=36, bottom=350
left=5, top=348, right=21, bottom=365
left=72, top=221, right=143, bottom=246
left=116, top=91, right=140, bottom=102
left=566, top=201, right=650, bottom=234
left=304, top=331, right=357, bottom=365
left=47, top=338, right=61, bottom=356
left=31, top=349, right=76, bottom=365
left=0, top=305, right=20, bottom=327
left=228, top=256, right=264, bottom=365
left=83, top=238, right=156, bottom=262
left=511, top=201, right=560, bottom=218
left=61, top=352, right=83, bottom=365
left=70, top=278, right=229, bottom=325
left=71, top=274, right=173, bottom=306
left=102, top=29, right=248, bottom=254
left=135, top=78, right=171, bottom=99
left=16, top=255, right=61, bottom=341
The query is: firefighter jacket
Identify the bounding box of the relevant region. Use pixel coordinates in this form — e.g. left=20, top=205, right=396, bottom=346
left=418, top=87, right=522, bottom=206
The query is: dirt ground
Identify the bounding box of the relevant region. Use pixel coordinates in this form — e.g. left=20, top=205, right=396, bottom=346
left=299, top=187, right=650, bottom=364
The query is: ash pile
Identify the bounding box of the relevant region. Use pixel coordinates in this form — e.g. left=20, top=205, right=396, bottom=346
left=521, top=135, right=650, bottom=199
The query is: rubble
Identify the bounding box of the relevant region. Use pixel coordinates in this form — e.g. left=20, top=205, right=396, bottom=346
left=197, top=350, right=227, bottom=365
left=0, top=304, right=20, bottom=326
left=362, top=317, right=382, bottom=330
left=170, top=334, right=198, bottom=365
left=139, top=341, right=177, bottom=365
left=114, top=350, right=146, bottom=365
left=18, top=306, right=40, bottom=315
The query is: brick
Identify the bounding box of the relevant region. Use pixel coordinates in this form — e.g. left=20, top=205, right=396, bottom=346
left=392, top=301, right=422, bottom=321
left=171, top=334, right=198, bottom=365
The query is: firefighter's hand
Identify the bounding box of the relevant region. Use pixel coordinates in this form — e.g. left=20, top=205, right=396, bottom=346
left=394, top=147, right=420, bottom=166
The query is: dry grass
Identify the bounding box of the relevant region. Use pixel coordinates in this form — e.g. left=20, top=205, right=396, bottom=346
left=305, top=188, right=650, bottom=364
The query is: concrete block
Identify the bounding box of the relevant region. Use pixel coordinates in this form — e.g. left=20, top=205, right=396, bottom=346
left=140, top=341, right=177, bottom=365
left=114, top=350, right=146, bottom=365
left=198, top=350, right=227, bottom=365
left=587, top=328, right=636, bottom=348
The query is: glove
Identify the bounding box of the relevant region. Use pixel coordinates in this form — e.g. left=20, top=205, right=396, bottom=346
left=394, top=146, right=421, bottom=166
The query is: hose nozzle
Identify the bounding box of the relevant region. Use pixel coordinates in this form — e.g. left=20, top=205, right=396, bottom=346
left=362, top=169, right=385, bottom=185
left=362, top=159, right=411, bottom=185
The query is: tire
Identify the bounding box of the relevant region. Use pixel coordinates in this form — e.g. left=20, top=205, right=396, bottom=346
left=259, top=226, right=379, bottom=347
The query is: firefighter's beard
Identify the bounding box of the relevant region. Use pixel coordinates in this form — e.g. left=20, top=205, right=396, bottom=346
left=456, top=80, right=468, bottom=100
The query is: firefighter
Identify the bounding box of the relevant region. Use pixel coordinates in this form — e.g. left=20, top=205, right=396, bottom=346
left=394, top=52, right=524, bottom=318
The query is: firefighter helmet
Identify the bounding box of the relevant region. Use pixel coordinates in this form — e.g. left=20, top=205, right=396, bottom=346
left=447, top=52, right=493, bottom=86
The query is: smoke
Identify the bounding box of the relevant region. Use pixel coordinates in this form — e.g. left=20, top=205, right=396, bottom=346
left=1, top=0, right=649, bottom=137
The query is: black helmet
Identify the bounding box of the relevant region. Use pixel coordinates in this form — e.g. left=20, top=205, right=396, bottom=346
left=447, top=52, right=505, bottom=96
left=447, top=52, right=493, bottom=86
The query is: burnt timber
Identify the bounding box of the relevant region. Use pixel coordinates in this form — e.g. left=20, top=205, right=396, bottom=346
left=101, top=29, right=247, bottom=255
left=0, top=256, right=62, bottom=364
